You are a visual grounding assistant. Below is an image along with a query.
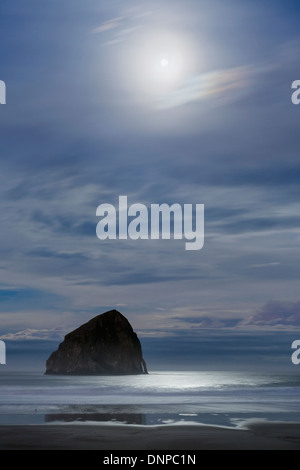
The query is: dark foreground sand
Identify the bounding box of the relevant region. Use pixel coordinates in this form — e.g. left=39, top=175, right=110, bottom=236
left=0, top=422, right=300, bottom=450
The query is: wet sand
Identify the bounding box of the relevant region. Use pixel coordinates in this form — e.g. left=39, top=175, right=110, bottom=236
left=0, top=422, right=300, bottom=450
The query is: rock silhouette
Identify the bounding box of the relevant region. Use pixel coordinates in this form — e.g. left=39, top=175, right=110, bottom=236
left=45, top=310, right=148, bottom=375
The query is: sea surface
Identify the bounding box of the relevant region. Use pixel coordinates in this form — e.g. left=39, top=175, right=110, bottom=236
left=0, top=370, right=300, bottom=428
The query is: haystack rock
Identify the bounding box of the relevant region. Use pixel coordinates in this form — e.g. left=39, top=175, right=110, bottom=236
left=45, top=310, right=148, bottom=375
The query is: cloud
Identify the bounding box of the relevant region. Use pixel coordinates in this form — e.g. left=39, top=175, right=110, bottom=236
left=214, top=215, right=300, bottom=235
left=157, top=65, right=258, bottom=109
left=167, top=300, right=300, bottom=331
left=241, top=300, right=300, bottom=329
left=91, top=8, right=149, bottom=46
left=2, top=298, right=300, bottom=344
left=30, top=210, right=96, bottom=238
left=92, top=17, right=125, bottom=34
left=248, top=263, right=280, bottom=269
left=0, top=327, right=65, bottom=341
left=139, top=300, right=300, bottom=334
left=1, top=0, right=300, bottom=343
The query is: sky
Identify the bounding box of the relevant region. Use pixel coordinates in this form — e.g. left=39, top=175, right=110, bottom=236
left=1, top=0, right=300, bottom=372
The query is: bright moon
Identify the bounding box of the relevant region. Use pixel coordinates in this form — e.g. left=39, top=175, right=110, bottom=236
left=160, top=59, right=169, bottom=68
left=125, top=30, right=194, bottom=104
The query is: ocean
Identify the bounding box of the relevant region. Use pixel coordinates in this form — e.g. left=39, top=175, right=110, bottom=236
left=0, top=370, right=300, bottom=428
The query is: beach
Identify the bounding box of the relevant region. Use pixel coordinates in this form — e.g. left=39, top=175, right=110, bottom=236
left=1, top=370, right=300, bottom=450
left=1, top=422, right=300, bottom=450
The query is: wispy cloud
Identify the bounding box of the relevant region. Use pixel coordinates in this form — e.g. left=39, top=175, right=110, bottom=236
left=0, top=327, right=65, bottom=341
left=248, top=263, right=281, bottom=269
left=240, top=300, right=300, bottom=329
left=92, top=17, right=125, bottom=34
left=157, top=65, right=259, bottom=109
left=91, top=8, right=150, bottom=46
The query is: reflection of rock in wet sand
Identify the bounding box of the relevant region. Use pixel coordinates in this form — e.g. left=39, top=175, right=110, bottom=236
left=44, top=413, right=146, bottom=425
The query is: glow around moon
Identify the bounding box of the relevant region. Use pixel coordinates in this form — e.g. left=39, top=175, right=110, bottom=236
left=126, top=31, right=194, bottom=103
left=160, top=59, right=169, bottom=68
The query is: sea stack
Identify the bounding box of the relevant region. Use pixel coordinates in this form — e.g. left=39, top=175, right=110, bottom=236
left=45, top=310, right=148, bottom=375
